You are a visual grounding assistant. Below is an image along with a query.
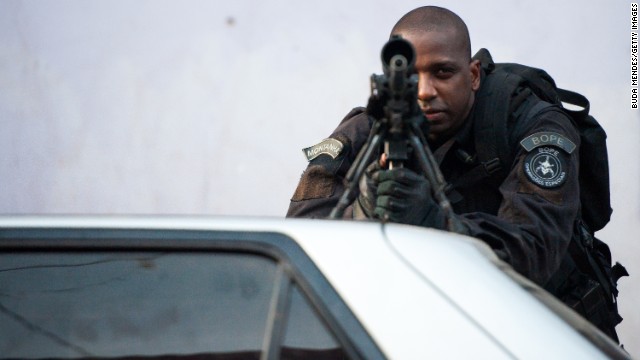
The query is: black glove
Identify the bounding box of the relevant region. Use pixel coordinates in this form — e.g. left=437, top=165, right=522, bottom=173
left=374, top=167, right=447, bottom=229
left=354, top=161, right=381, bottom=219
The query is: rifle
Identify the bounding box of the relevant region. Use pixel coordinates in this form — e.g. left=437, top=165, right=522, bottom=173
left=329, top=36, right=461, bottom=232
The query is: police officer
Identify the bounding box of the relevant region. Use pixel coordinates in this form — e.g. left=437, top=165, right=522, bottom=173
left=288, top=3, right=583, bottom=315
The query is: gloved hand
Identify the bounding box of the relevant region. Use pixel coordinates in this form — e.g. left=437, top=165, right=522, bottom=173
left=374, top=167, right=446, bottom=229
left=354, top=161, right=381, bottom=219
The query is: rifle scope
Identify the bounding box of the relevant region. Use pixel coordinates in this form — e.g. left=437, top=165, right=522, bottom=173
left=381, top=36, right=416, bottom=76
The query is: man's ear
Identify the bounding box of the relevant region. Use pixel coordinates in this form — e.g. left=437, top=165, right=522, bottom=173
left=469, top=59, right=481, bottom=91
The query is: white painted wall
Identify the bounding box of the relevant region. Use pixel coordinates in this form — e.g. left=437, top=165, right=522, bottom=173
left=1, top=0, right=638, bottom=355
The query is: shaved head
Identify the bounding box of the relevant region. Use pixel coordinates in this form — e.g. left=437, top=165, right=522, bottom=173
left=391, top=6, right=471, bottom=59
left=388, top=6, right=481, bottom=143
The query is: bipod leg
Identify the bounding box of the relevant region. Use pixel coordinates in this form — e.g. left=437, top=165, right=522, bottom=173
left=407, top=126, right=461, bottom=232
left=329, top=123, right=385, bottom=219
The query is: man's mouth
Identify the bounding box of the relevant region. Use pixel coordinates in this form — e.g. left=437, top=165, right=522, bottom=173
left=423, top=109, right=446, bottom=122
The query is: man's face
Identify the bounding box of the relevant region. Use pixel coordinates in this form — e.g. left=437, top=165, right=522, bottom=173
left=395, top=29, right=480, bottom=143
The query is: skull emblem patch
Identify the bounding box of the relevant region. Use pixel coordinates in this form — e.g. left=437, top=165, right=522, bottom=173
left=524, top=147, right=567, bottom=188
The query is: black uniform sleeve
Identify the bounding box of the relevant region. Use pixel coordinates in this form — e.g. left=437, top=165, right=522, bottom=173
left=286, top=108, right=372, bottom=218
left=459, top=108, right=581, bottom=285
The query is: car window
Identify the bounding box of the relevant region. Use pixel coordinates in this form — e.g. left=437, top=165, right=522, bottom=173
left=0, top=251, right=348, bottom=360
left=281, top=284, right=346, bottom=359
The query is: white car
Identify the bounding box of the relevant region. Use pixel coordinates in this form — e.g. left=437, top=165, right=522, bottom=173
left=0, top=216, right=628, bottom=359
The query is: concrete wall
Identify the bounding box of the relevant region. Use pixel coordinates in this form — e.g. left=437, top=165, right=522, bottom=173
left=1, top=0, right=638, bottom=354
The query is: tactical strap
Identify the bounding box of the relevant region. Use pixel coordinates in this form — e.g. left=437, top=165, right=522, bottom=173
left=556, top=88, right=590, bottom=117
left=450, top=97, right=554, bottom=192
left=472, top=54, right=513, bottom=183
left=612, top=262, right=630, bottom=284
left=569, top=226, right=614, bottom=299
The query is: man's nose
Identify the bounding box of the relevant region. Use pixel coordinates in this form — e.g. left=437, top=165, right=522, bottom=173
left=417, top=74, right=437, bottom=101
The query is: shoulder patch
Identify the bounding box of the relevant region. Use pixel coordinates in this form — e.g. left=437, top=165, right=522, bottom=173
left=520, top=132, right=576, bottom=154
left=302, top=138, right=344, bottom=162
left=523, top=147, right=567, bottom=188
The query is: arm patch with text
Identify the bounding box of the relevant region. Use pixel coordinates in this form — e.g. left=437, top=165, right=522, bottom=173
left=291, top=137, right=347, bottom=201
left=520, top=132, right=575, bottom=189
left=302, top=138, right=344, bottom=161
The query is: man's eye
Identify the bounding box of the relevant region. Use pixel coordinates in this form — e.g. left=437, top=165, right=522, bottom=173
left=436, top=68, right=455, bottom=76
